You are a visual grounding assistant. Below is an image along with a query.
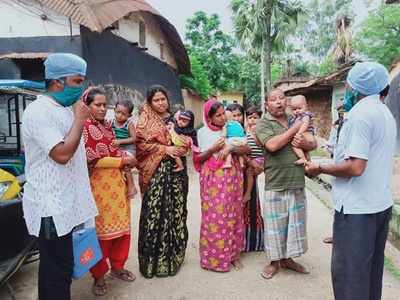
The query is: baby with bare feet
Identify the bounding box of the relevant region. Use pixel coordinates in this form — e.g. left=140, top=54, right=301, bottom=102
left=288, top=95, right=315, bottom=165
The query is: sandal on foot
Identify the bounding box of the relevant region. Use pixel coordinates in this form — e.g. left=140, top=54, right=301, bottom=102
left=281, top=259, right=310, bottom=274
left=232, top=260, right=244, bottom=271
left=110, top=269, right=136, bottom=282
left=92, top=281, right=107, bottom=296
left=261, top=264, right=279, bottom=280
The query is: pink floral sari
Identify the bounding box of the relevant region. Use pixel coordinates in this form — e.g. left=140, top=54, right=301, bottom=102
left=196, top=99, right=244, bottom=272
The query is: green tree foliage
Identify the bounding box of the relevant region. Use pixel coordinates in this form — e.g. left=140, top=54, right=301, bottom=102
left=182, top=9, right=287, bottom=106
left=180, top=54, right=212, bottom=99
left=297, top=0, right=353, bottom=62
left=319, top=55, right=337, bottom=75
left=271, top=63, right=284, bottom=82
left=237, top=56, right=283, bottom=105
left=231, top=0, right=303, bottom=107
left=185, top=12, right=240, bottom=92
left=354, top=4, right=400, bottom=68
left=237, top=56, right=261, bottom=104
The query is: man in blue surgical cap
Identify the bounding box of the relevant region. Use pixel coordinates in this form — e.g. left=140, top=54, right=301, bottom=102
left=306, top=62, right=397, bottom=300
left=21, top=53, right=97, bottom=300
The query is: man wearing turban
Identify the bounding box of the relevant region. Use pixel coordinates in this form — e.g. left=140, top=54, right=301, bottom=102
left=306, top=62, right=397, bottom=300
left=21, top=53, right=98, bottom=299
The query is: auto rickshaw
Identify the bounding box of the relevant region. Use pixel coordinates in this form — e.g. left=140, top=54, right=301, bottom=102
left=0, top=80, right=43, bottom=299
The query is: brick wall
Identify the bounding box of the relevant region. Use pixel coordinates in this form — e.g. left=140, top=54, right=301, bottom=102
left=302, top=90, right=333, bottom=139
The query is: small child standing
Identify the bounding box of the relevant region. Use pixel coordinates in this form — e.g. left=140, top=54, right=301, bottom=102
left=112, top=100, right=137, bottom=198
left=168, top=110, right=197, bottom=172
left=288, top=95, right=316, bottom=165
left=221, top=110, right=247, bottom=168
left=243, top=106, right=264, bottom=202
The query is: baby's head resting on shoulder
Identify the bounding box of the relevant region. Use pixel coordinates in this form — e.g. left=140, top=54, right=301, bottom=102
left=225, top=110, right=234, bottom=121
left=290, top=95, right=308, bottom=116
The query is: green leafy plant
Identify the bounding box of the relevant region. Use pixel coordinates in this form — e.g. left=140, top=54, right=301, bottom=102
left=180, top=54, right=212, bottom=99
left=354, top=4, right=400, bottom=68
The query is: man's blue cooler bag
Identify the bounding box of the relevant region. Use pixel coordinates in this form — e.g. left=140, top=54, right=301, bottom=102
left=72, top=227, right=102, bottom=279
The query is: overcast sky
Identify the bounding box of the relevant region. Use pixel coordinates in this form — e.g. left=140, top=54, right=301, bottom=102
left=147, top=0, right=234, bottom=40
left=146, top=0, right=381, bottom=43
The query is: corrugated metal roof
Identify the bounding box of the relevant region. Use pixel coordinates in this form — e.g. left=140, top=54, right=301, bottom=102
left=0, top=87, right=41, bottom=95
left=39, top=0, right=159, bottom=32
left=0, top=52, right=49, bottom=60
left=37, top=1, right=190, bottom=74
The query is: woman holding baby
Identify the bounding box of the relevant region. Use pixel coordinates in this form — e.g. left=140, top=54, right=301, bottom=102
left=225, top=104, right=265, bottom=253
left=136, top=85, right=190, bottom=279
left=195, top=99, right=250, bottom=272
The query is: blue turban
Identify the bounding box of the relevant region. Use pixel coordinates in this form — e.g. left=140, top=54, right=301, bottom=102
left=347, top=62, right=389, bottom=96
left=44, top=53, right=87, bottom=80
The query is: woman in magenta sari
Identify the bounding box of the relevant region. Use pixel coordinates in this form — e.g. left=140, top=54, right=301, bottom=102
left=195, top=99, right=249, bottom=272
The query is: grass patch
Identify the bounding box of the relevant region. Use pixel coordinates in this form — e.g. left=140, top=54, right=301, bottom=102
left=307, top=176, right=400, bottom=282
left=384, top=256, right=400, bottom=281
left=310, top=148, right=329, bottom=158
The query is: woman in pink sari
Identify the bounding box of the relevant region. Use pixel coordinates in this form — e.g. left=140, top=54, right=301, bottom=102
left=195, top=99, right=249, bottom=272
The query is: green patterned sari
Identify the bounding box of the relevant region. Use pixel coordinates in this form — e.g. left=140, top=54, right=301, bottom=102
left=138, top=158, right=189, bottom=278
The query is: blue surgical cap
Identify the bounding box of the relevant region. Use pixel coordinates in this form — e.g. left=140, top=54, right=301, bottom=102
left=347, top=62, right=389, bottom=96
left=44, top=53, right=87, bottom=80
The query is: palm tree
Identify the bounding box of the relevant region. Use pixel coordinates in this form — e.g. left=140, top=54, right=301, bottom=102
left=231, top=0, right=303, bottom=108
left=333, top=15, right=353, bottom=65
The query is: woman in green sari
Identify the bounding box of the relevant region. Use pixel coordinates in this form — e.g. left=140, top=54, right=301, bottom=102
left=136, top=85, right=189, bottom=278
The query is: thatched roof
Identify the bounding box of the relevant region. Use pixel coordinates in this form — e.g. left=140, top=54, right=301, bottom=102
left=274, top=61, right=357, bottom=96
left=38, top=0, right=190, bottom=74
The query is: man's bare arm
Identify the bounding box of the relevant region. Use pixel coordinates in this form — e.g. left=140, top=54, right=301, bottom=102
left=306, top=158, right=367, bottom=178
left=265, top=123, right=301, bottom=152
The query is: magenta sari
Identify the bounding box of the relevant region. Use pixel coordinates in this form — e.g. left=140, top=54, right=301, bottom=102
left=196, top=99, right=244, bottom=272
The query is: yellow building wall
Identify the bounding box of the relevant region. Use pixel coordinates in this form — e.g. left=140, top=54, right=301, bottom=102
left=390, top=61, right=400, bottom=82
left=182, top=89, right=204, bottom=128
left=217, top=92, right=244, bottom=106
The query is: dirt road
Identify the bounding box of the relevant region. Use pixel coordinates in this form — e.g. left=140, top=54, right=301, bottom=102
left=2, top=172, right=400, bottom=300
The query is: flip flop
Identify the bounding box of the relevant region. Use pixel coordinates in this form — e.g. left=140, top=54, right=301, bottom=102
left=281, top=260, right=310, bottom=274
left=260, top=265, right=279, bottom=280
left=110, top=269, right=136, bottom=282
left=92, top=280, right=107, bottom=296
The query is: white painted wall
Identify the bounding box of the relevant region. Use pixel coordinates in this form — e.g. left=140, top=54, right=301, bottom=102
left=112, top=12, right=178, bottom=69
left=0, top=0, right=80, bottom=38
left=332, top=84, right=346, bottom=121
left=0, top=2, right=179, bottom=70
left=113, top=16, right=140, bottom=46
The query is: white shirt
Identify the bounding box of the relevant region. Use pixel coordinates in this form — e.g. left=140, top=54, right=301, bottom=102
left=21, top=95, right=98, bottom=237
left=332, top=94, right=397, bottom=214
left=197, top=126, right=223, bottom=152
